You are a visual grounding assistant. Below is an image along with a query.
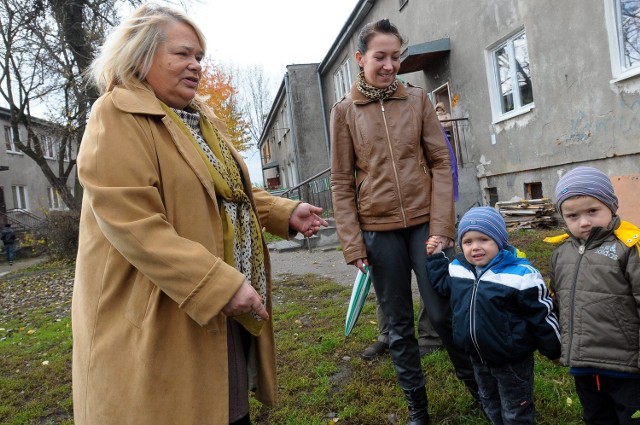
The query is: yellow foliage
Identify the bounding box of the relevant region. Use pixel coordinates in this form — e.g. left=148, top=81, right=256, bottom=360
left=197, top=59, right=251, bottom=152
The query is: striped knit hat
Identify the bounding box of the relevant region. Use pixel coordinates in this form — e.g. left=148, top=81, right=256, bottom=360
left=458, top=206, right=508, bottom=250
left=555, top=166, right=618, bottom=214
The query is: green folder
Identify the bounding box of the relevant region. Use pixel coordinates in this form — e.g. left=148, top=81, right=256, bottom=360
left=344, top=266, right=372, bottom=336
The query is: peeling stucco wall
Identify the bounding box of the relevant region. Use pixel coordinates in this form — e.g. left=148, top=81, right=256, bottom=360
left=317, top=0, right=639, bottom=217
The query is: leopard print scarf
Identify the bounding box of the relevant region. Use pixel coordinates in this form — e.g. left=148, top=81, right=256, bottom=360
left=164, top=104, right=267, bottom=336
left=355, top=71, right=399, bottom=100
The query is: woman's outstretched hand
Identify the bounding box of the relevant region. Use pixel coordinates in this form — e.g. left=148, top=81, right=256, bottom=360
left=289, top=203, right=329, bottom=237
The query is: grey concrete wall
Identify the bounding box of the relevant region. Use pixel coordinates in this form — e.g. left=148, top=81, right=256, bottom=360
left=287, top=64, right=330, bottom=181
left=318, top=0, right=640, bottom=218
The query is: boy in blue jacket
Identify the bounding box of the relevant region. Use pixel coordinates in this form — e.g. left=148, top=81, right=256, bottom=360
left=426, top=206, right=560, bottom=425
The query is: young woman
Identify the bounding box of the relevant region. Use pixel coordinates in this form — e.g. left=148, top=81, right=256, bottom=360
left=330, top=19, right=477, bottom=424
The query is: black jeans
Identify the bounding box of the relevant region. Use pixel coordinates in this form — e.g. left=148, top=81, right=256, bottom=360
left=364, top=223, right=475, bottom=390
left=574, top=374, right=640, bottom=425
left=472, top=355, right=535, bottom=425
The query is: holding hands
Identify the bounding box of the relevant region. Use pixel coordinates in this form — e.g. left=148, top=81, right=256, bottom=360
left=426, top=235, right=454, bottom=255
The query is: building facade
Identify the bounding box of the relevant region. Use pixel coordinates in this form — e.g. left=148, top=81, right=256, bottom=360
left=263, top=0, right=640, bottom=223
left=259, top=64, right=331, bottom=190
left=0, top=107, right=75, bottom=225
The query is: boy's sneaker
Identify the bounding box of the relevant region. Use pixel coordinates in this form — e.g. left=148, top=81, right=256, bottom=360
left=361, top=341, right=388, bottom=360
left=9, top=261, right=12, bottom=265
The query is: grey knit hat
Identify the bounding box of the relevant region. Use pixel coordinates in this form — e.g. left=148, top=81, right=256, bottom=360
left=555, top=166, right=618, bottom=214
left=458, top=206, right=508, bottom=250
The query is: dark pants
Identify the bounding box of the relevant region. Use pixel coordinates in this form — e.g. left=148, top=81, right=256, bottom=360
left=4, top=243, right=14, bottom=263
left=574, top=374, right=640, bottom=425
left=472, top=355, right=535, bottom=425
left=375, top=296, right=442, bottom=347
left=364, top=222, right=475, bottom=390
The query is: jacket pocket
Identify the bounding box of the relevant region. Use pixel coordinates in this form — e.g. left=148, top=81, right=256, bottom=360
left=124, top=273, right=156, bottom=328
left=578, top=296, right=639, bottom=365
left=356, top=177, right=368, bottom=214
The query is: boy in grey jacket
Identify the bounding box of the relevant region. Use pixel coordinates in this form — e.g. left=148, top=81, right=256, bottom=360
left=547, top=166, right=640, bottom=425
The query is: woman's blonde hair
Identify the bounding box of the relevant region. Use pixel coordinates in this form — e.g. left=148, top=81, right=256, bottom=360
left=88, top=2, right=206, bottom=94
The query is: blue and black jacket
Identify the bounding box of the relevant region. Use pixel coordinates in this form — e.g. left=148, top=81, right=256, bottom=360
left=426, top=247, right=561, bottom=365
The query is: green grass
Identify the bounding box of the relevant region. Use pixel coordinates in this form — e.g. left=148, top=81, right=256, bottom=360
left=0, top=313, right=73, bottom=424
left=253, top=270, right=583, bottom=424
left=0, top=228, right=584, bottom=424
left=263, top=232, right=284, bottom=244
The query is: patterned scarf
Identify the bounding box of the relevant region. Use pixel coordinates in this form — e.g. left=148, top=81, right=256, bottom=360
left=355, top=71, right=399, bottom=100
left=162, top=103, right=267, bottom=336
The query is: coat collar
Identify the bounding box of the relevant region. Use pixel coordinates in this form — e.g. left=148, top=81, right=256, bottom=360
left=107, top=84, right=251, bottom=191
left=350, top=80, right=409, bottom=105
left=109, top=84, right=216, bottom=120
left=110, top=84, right=166, bottom=115
left=544, top=216, right=640, bottom=253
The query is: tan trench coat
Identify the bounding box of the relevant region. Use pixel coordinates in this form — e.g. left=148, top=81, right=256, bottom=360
left=72, top=85, right=299, bottom=424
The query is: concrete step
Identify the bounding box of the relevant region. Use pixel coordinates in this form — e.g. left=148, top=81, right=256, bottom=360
left=267, top=239, right=304, bottom=252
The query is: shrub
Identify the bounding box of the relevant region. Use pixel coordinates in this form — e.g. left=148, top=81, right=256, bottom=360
left=41, top=210, right=80, bottom=260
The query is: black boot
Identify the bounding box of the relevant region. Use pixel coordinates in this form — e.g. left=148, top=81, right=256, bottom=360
left=403, top=386, right=430, bottom=425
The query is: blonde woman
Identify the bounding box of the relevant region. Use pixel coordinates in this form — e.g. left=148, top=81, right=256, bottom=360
left=73, top=3, right=326, bottom=424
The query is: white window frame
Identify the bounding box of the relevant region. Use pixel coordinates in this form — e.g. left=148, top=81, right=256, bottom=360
left=485, top=28, right=535, bottom=123
left=4, top=125, right=20, bottom=154
left=333, top=59, right=352, bottom=101
left=604, top=0, right=640, bottom=81
left=11, top=185, right=28, bottom=210
left=47, top=187, right=66, bottom=210
left=41, top=134, right=55, bottom=159
left=64, top=142, right=71, bottom=162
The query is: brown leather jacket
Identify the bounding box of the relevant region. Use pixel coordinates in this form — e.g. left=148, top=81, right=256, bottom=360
left=330, top=82, right=455, bottom=265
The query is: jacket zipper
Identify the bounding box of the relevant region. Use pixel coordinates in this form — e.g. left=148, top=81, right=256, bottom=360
left=380, top=99, right=407, bottom=227
left=468, top=256, right=502, bottom=364
left=469, top=275, right=485, bottom=363
left=567, top=242, right=586, bottom=361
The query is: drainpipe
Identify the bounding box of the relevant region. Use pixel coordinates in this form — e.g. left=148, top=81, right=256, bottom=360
left=317, top=68, right=331, bottom=164
left=284, top=72, right=301, bottom=185
left=258, top=144, right=265, bottom=189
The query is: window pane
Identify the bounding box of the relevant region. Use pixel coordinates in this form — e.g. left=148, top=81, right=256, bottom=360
left=343, top=61, right=352, bottom=94
left=514, top=33, right=534, bottom=106
left=12, top=186, right=26, bottom=209
left=620, top=0, right=640, bottom=69
left=19, top=187, right=26, bottom=209
left=495, top=46, right=514, bottom=113
left=4, top=127, right=10, bottom=150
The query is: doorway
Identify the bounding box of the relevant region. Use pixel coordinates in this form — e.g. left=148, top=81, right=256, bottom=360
left=430, top=82, right=461, bottom=167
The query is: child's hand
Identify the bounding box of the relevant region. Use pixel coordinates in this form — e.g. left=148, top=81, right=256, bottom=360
left=426, top=238, right=444, bottom=255
left=426, top=242, right=442, bottom=255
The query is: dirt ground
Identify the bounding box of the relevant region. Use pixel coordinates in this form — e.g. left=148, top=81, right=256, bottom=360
left=268, top=247, right=355, bottom=286
left=268, top=246, right=421, bottom=298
